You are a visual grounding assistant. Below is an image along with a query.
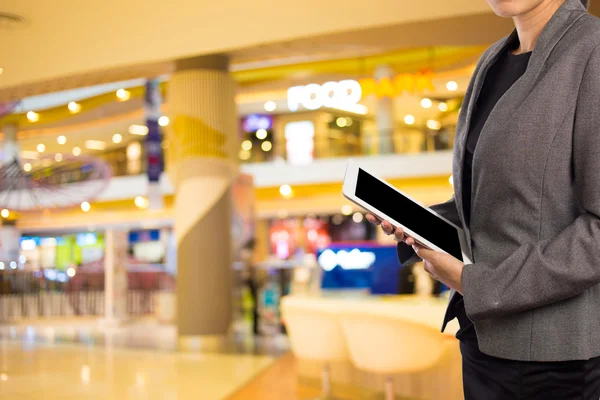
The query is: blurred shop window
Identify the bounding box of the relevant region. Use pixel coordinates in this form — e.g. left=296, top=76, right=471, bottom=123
left=239, top=114, right=275, bottom=163
left=285, top=121, right=314, bottom=165
left=320, top=115, right=363, bottom=159
left=329, top=214, right=376, bottom=242
left=126, top=141, right=143, bottom=175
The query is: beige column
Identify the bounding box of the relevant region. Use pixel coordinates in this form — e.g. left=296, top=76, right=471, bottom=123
left=167, top=55, right=237, bottom=349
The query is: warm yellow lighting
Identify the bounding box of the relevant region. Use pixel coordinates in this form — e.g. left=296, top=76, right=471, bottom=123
left=129, top=124, right=149, bottom=136
left=438, top=102, right=449, bottom=112
left=352, top=212, right=364, bottom=223
left=336, top=117, right=347, bottom=128
left=68, top=102, right=81, bottom=113
left=420, top=98, right=433, bottom=109
left=426, top=120, right=442, bottom=130
left=238, top=149, right=251, bottom=160
left=1, top=209, right=8, bottom=218
left=54, top=153, right=63, bottom=162
left=134, top=196, right=149, bottom=209
left=72, top=147, right=81, bottom=156
left=279, top=184, right=292, bottom=197
left=85, top=140, right=106, bottom=150
left=67, top=268, right=76, bottom=278
left=81, top=202, right=91, bottom=212
left=264, top=101, right=277, bottom=112
left=404, top=115, right=416, bottom=125
left=36, top=143, right=45, bottom=152
left=241, top=140, right=253, bottom=151
left=57, top=135, right=67, bottom=145
left=23, top=163, right=32, bottom=172
left=256, top=129, right=268, bottom=140
left=127, top=142, right=141, bottom=160
left=0, top=68, right=3, bottom=75
left=158, top=116, right=169, bottom=127
left=261, top=141, right=272, bottom=151
left=449, top=175, right=454, bottom=186
left=116, top=89, right=131, bottom=101
left=27, top=111, right=39, bottom=122
left=112, top=133, right=122, bottom=144
left=446, top=81, right=459, bottom=91
left=341, top=205, right=353, bottom=216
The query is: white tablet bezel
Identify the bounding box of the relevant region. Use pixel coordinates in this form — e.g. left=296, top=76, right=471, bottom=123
left=342, top=160, right=472, bottom=264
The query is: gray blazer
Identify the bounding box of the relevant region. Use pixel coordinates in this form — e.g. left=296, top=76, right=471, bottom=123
left=398, top=0, right=600, bottom=361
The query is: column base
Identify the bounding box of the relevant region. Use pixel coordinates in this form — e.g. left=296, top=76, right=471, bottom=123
left=178, top=334, right=230, bottom=352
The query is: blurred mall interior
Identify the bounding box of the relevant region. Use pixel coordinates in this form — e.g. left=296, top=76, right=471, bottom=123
left=1, top=1, right=599, bottom=399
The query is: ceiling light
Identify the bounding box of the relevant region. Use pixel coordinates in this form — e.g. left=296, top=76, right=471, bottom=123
left=68, top=102, right=81, bottom=113
left=36, top=143, right=45, bottom=152
left=27, top=111, right=39, bottom=122
left=1, top=209, right=8, bottom=218
left=85, top=140, right=106, bottom=150
left=336, top=117, right=347, bottom=128
left=446, top=81, right=458, bottom=91
left=158, top=116, right=169, bottom=127
left=438, top=102, right=449, bottom=112
left=54, top=153, right=63, bottom=162
left=67, top=268, right=76, bottom=278
left=404, top=115, right=416, bottom=125
left=256, top=129, right=268, bottom=140
left=264, top=101, right=277, bottom=112
left=23, top=163, right=32, bottom=172
left=420, top=98, right=433, bottom=109
left=129, top=124, right=149, bottom=136
left=238, top=149, right=251, bottom=160
left=57, top=135, right=67, bottom=145
left=112, top=133, right=122, bottom=144
left=81, top=202, right=91, bottom=212
left=279, top=184, right=292, bottom=197
left=352, top=212, right=364, bottom=223
left=72, top=147, right=81, bottom=156
left=134, top=196, right=148, bottom=209
left=426, top=120, right=442, bottom=130
left=341, top=205, right=353, bottom=216
left=241, top=140, right=252, bottom=151
left=0, top=68, right=3, bottom=75
left=261, top=141, right=272, bottom=152
left=116, top=89, right=131, bottom=101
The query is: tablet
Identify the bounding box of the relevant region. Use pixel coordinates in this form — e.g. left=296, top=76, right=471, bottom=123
left=342, top=160, right=472, bottom=263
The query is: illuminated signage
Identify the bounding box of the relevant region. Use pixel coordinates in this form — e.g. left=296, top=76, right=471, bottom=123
left=284, top=121, right=314, bottom=165
left=287, top=80, right=363, bottom=113
left=358, top=71, right=435, bottom=98
left=318, top=248, right=376, bottom=271
left=243, top=114, right=272, bottom=132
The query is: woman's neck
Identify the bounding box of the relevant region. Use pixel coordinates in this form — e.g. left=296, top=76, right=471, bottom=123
left=512, top=0, right=566, bottom=54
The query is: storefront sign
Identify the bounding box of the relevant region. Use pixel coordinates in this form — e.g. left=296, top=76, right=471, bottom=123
left=243, top=114, right=272, bottom=132
left=358, top=71, right=435, bottom=98
left=287, top=80, right=362, bottom=112
left=318, top=248, right=376, bottom=271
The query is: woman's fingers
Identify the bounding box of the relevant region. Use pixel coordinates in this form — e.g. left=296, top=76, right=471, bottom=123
left=380, top=220, right=395, bottom=235
left=365, top=213, right=381, bottom=225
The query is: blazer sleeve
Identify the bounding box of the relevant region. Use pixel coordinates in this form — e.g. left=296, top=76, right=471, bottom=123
left=462, top=43, right=600, bottom=322
left=397, top=197, right=461, bottom=266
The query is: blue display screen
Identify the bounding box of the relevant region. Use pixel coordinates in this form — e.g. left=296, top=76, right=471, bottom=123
left=318, top=243, right=402, bottom=294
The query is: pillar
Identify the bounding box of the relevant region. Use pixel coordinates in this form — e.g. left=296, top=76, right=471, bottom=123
left=103, top=229, right=128, bottom=324
left=2, top=123, right=19, bottom=163
left=167, top=55, right=237, bottom=349
left=375, top=65, right=395, bottom=154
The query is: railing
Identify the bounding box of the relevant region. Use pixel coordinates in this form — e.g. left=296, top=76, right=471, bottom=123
left=0, top=269, right=175, bottom=321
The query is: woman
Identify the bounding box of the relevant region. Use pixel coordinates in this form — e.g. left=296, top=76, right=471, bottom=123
left=367, top=0, right=600, bottom=398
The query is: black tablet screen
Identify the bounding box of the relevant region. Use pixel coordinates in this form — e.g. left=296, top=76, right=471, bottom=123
left=355, top=168, right=463, bottom=260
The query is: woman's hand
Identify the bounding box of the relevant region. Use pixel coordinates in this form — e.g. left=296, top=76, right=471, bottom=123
left=365, top=214, right=417, bottom=246
left=412, top=244, right=464, bottom=294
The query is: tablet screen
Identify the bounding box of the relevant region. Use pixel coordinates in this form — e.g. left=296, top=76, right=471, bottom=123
left=355, top=168, right=463, bottom=260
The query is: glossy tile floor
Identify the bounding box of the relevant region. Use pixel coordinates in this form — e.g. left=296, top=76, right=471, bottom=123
left=0, top=319, right=290, bottom=399
left=0, top=340, right=274, bottom=399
